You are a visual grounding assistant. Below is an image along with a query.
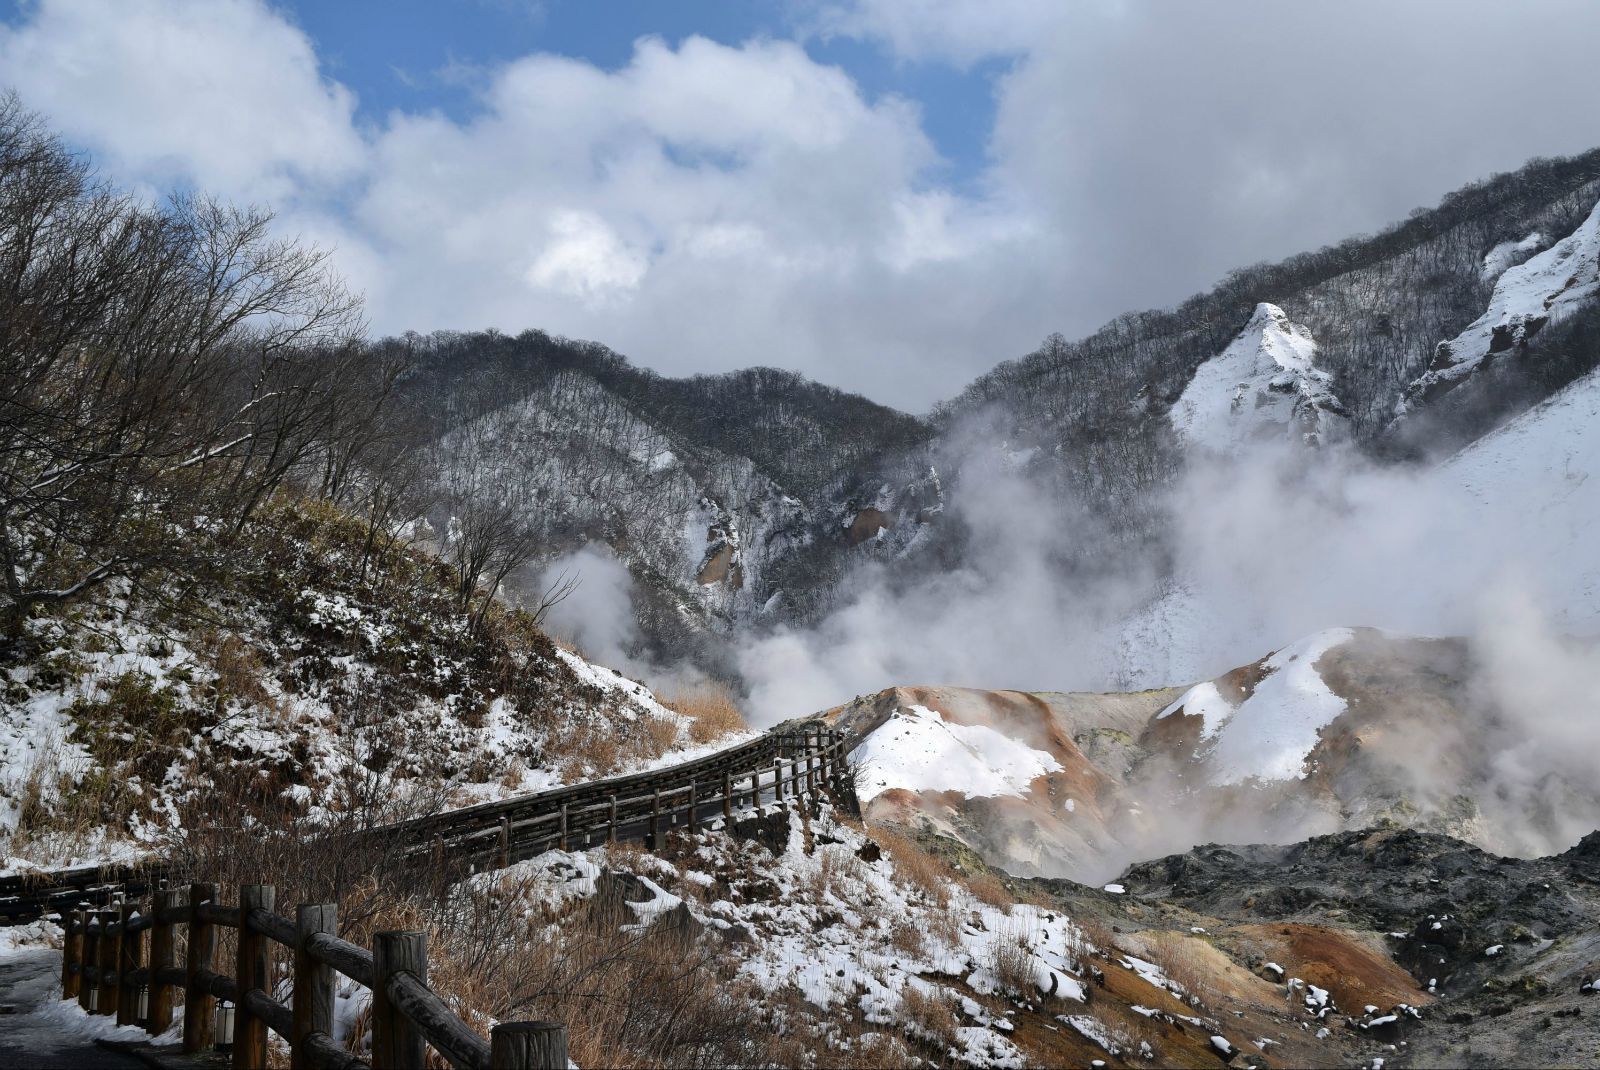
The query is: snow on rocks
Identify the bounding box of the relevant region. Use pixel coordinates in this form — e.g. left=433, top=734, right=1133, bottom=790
left=1481, top=231, right=1545, bottom=281
left=1400, top=196, right=1600, bottom=415
left=1169, top=302, right=1349, bottom=454
left=465, top=796, right=1091, bottom=1065
left=851, top=704, right=1062, bottom=806
left=1159, top=628, right=1355, bottom=785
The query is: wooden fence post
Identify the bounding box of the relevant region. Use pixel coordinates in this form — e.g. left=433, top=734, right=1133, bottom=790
left=498, top=817, right=511, bottom=868
left=61, top=909, right=83, bottom=1001
left=292, top=904, right=337, bottom=1070
left=148, top=888, right=180, bottom=1035
left=607, top=794, right=618, bottom=843
left=722, top=772, right=732, bottom=821
left=774, top=759, right=784, bottom=802
left=78, top=910, right=98, bottom=1012
left=649, top=788, right=661, bottom=849
left=559, top=802, right=568, bottom=851
left=96, top=908, right=118, bottom=1016
left=235, top=884, right=274, bottom=1070
left=687, top=782, right=698, bottom=832
left=117, top=899, right=144, bottom=1025
left=372, top=931, right=427, bottom=1070
left=184, top=882, right=219, bottom=1053
left=490, top=1021, right=568, bottom=1069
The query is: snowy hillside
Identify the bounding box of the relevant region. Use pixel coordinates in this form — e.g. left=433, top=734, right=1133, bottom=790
left=836, top=628, right=1600, bottom=884
left=1169, top=303, right=1349, bottom=453
left=0, top=499, right=751, bottom=876
left=1436, top=363, right=1600, bottom=627
left=1399, top=196, right=1600, bottom=416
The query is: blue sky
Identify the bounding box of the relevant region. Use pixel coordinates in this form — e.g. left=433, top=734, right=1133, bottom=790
left=275, top=0, right=1004, bottom=193
left=3, top=0, right=1599, bottom=406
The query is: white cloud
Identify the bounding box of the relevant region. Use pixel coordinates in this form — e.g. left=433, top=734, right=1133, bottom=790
left=0, top=0, right=362, bottom=203
left=526, top=210, right=649, bottom=305
left=6, top=0, right=1600, bottom=407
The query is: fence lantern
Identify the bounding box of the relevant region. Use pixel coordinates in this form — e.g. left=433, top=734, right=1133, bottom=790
left=86, top=986, right=98, bottom=1013
left=215, top=1000, right=235, bottom=1052
left=137, top=983, right=149, bottom=1022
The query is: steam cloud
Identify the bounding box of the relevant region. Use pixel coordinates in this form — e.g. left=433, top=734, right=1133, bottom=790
left=533, top=409, right=1600, bottom=871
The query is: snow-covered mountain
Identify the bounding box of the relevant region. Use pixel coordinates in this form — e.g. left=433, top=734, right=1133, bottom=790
left=1398, top=196, right=1600, bottom=417
left=1169, top=303, right=1349, bottom=453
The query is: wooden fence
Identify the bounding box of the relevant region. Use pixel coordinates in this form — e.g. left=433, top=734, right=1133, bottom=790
left=30, top=721, right=853, bottom=1068
left=1, top=721, right=851, bottom=924
left=59, top=880, right=565, bottom=1069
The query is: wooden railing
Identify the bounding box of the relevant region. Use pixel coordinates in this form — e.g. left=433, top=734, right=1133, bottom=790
left=1, top=722, right=852, bottom=924
left=59, top=881, right=565, bottom=1069
left=32, top=721, right=854, bottom=1068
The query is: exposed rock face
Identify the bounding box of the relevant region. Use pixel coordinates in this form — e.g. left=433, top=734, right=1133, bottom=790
left=843, top=507, right=893, bottom=545
left=1112, top=826, right=1600, bottom=1068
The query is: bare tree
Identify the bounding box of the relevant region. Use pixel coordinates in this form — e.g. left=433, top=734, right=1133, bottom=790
left=0, top=97, right=365, bottom=637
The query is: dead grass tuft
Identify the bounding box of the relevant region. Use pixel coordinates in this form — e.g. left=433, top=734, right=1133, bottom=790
left=872, top=827, right=957, bottom=907
left=661, top=682, right=749, bottom=745
left=990, top=920, right=1036, bottom=997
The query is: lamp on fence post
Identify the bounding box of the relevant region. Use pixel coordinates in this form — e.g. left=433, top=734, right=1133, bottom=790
left=215, top=1001, right=236, bottom=1054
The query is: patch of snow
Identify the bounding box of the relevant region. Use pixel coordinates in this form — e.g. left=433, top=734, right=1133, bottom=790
left=851, top=704, right=1061, bottom=805
left=1103, top=883, right=1126, bottom=895
left=1481, top=231, right=1544, bottom=281
left=1195, top=628, right=1355, bottom=784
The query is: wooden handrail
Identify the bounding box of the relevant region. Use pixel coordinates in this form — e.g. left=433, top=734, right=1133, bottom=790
left=42, top=723, right=855, bottom=1068
left=2, top=722, right=851, bottom=922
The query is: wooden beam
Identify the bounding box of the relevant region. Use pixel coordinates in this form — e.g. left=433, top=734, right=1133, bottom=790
left=95, top=908, right=118, bottom=1016
left=148, top=888, right=179, bottom=1034
left=490, top=1021, right=568, bottom=1069
left=61, top=909, right=83, bottom=1001
left=117, top=900, right=144, bottom=1025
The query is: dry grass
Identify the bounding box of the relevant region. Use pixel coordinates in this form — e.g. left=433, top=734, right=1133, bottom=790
left=1140, top=931, right=1215, bottom=1007
left=899, top=985, right=960, bottom=1051
left=966, top=870, right=1013, bottom=910
left=639, top=713, right=681, bottom=759
left=872, top=827, right=957, bottom=907
left=660, top=682, right=749, bottom=745
left=990, top=919, right=1036, bottom=997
